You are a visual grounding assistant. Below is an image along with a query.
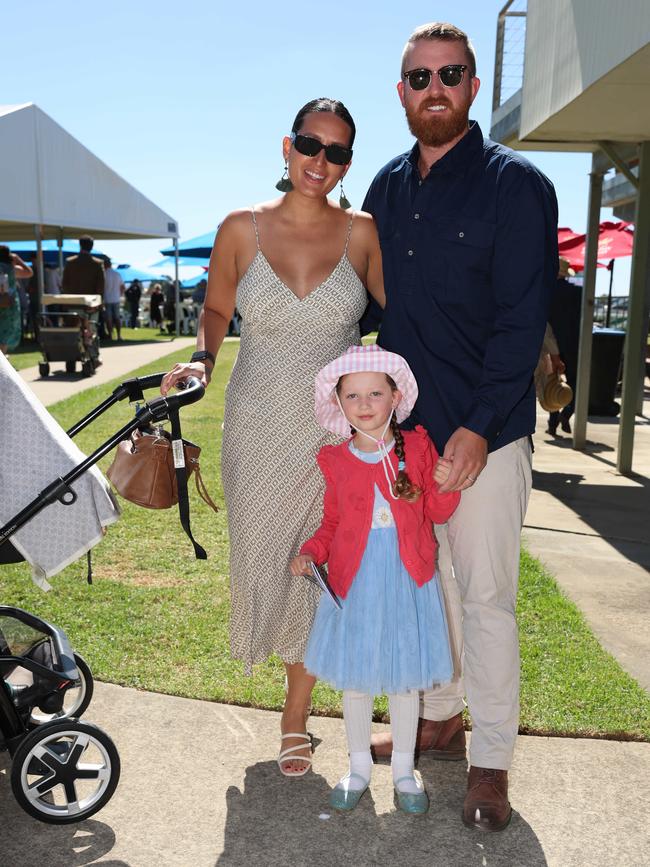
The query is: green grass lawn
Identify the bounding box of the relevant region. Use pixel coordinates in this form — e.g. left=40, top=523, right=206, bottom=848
left=2, top=341, right=649, bottom=740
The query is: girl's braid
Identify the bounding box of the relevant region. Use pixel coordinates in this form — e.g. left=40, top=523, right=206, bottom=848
left=390, top=414, right=421, bottom=502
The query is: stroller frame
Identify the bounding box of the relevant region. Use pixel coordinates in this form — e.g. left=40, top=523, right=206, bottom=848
left=0, top=372, right=204, bottom=823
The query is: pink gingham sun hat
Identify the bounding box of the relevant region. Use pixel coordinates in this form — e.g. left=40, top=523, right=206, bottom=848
left=315, top=344, right=419, bottom=437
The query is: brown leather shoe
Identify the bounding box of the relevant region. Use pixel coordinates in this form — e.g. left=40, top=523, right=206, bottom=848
left=462, top=766, right=512, bottom=831
left=370, top=712, right=466, bottom=762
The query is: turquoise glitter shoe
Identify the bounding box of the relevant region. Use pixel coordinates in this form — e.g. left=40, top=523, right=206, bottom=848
left=394, top=776, right=430, bottom=815
left=329, top=773, right=369, bottom=811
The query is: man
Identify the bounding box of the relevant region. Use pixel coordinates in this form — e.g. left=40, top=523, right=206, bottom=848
left=363, top=23, right=558, bottom=831
left=102, top=258, right=125, bottom=340
left=62, top=235, right=105, bottom=297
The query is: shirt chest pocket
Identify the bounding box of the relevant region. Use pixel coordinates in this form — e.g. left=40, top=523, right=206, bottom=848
left=432, top=217, right=496, bottom=302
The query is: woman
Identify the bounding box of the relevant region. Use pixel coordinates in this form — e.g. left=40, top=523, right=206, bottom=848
left=162, top=98, right=385, bottom=776
left=0, top=246, right=33, bottom=356
left=149, top=282, right=164, bottom=330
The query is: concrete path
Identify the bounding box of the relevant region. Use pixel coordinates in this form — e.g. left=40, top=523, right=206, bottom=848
left=18, top=336, right=197, bottom=407
left=1, top=683, right=648, bottom=867
left=525, top=397, right=650, bottom=691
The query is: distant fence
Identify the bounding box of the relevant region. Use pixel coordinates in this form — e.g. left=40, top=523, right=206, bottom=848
left=492, top=0, right=528, bottom=110
left=594, top=295, right=628, bottom=330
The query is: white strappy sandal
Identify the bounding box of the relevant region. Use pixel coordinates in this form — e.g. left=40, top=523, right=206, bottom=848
left=277, top=732, right=313, bottom=777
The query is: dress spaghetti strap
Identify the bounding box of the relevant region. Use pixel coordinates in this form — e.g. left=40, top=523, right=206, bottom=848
left=344, top=211, right=355, bottom=256
left=250, top=208, right=261, bottom=251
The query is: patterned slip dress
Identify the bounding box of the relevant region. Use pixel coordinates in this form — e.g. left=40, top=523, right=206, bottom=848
left=221, top=209, right=368, bottom=673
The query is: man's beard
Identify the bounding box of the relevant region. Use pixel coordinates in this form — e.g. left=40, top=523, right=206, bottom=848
left=405, top=96, right=470, bottom=147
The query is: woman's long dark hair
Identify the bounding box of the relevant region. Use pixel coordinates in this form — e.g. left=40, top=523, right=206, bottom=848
left=291, top=98, right=356, bottom=148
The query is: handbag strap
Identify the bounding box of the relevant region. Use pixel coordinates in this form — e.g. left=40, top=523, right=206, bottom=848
left=168, top=404, right=207, bottom=560
left=194, top=469, right=219, bottom=513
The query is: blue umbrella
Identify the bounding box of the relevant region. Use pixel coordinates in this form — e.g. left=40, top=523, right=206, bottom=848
left=181, top=272, right=209, bottom=288
left=2, top=239, right=105, bottom=264
left=151, top=255, right=211, bottom=268
left=160, top=229, right=217, bottom=259
left=116, top=264, right=165, bottom=284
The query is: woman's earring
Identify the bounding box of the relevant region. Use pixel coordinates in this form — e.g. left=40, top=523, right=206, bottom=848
left=339, top=180, right=352, bottom=210
left=275, top=163, right=293, bottom=192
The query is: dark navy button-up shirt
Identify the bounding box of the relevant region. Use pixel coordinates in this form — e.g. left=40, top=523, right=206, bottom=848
left=362, top=121, right=558, bottom=454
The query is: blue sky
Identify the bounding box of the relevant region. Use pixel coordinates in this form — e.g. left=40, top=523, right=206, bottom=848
left=5, top=0, right=628, bottom=294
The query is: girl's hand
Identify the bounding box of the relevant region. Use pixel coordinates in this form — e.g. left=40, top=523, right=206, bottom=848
left=434, top=457, right=453, bottom=486
left=290, top=554, right=314, bottom=577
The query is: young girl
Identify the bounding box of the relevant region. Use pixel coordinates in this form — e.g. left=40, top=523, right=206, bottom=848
left=290, top=344, right=459, bottom=815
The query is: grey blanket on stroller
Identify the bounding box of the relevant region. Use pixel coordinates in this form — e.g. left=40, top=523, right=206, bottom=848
left=0, top=353, right=120, bottom=589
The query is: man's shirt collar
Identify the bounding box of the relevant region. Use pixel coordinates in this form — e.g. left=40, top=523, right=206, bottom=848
left=405, top=120, right=483, bottom=178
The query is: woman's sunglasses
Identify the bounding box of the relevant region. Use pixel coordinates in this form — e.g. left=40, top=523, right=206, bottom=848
left=291, top=133, right=353, bottom=166
left=403, top=65, right=469, bottom=91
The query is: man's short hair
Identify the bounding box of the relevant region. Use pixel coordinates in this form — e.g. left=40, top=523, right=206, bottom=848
left=401, top=22, right=477, bottom=78
left=79, top=235, right=94, bottom=252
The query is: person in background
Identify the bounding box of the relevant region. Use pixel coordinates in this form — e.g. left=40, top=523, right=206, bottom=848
left=102, top=258, right=125, bottom=341
left=547, top=256, right=582, bottom=435
left=0, top=246, right=33, bottom=356
left=125, top=279, right=142, bottom=329
left=44, top=263, right=62, bottom=295
left=149, top=282, right=164, bottom=330
left=191, top=278, right=207, bottom=306
left=62, top=235, right=105, bottom=296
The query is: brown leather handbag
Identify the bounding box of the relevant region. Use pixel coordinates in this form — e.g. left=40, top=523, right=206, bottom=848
left=107, top=428, right=207, bottom=509
left=107, top=425, right=218, bottom=560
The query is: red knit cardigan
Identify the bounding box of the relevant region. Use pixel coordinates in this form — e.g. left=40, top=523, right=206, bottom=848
left=300, top=426, right=460, bottom=599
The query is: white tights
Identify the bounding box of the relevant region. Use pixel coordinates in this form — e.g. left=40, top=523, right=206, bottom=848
left=335, top=689, right=423, bottom=795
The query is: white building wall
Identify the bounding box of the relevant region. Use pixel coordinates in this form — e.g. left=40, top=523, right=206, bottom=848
left=520, top=0, right=650, bottom=139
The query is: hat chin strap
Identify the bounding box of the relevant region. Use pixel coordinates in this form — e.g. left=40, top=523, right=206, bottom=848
left=336, top=394, right=399, bottom=500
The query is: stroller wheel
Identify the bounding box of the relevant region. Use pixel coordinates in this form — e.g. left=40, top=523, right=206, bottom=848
left=11, top=719, right=120, bottom=824
left=81, top=360, right=94, bottom=377
left=65, top=360, right=77, bottom=373
left=38, top=362, right=50, bottom=378
left=30, top=652, right=94, bottom=726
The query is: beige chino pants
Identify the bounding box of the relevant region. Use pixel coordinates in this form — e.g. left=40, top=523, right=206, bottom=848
left=423, top=436, right=533, bottom=770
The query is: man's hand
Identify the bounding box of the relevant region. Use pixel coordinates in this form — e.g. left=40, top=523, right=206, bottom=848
left=439, top=427, right=488, bottom=493
left=290, top=554, right=314, bottom=577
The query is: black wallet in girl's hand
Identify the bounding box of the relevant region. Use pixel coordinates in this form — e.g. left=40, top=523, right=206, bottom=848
left=305, top=562, right=342, bottom=609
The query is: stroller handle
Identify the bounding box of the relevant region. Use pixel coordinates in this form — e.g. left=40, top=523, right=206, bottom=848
left=146, top=376, right=205, bottom=419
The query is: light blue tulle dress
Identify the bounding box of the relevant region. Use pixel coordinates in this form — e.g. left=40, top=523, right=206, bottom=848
left=304, top=442, right=453, bottom=695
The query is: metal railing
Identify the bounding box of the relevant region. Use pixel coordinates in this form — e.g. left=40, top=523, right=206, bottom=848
left=492, top=0, right=528, bottom=111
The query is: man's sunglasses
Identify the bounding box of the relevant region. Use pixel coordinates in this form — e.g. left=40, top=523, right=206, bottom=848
left=403, top=65, right=469, bottom=90
left=291, top=132, right=353, bottom=166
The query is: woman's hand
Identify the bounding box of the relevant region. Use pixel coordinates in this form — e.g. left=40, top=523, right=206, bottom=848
left=160, top=360, right=212, bottom=396
left=290, top=554, right=314, bottom=577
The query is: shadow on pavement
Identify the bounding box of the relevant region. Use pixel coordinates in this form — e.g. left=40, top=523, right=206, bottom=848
left=216, top=760, right=548, bottom=867
left=531, top=468, right=650, bottom=571
left=0, top=777, right=119, bottom=867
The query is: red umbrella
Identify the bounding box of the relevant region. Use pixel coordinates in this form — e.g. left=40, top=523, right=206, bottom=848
left=558, top=226, right=582, bottom=244
left=558, top=220, right=634, bottom=270
left=559, top=221, right=635, bottom=327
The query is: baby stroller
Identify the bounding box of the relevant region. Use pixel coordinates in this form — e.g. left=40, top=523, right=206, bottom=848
left=37, top=293, right=102, bottom=378
left=0, top=371, right=204, bottom=823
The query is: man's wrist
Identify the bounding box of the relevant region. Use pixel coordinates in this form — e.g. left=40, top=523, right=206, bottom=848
left=190, top=350, right=215, bottom=366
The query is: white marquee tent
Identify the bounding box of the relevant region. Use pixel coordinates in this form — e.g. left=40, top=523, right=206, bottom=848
left=0, top=103, right=178, bottom=242
left=0, top=103, right=183, bottom=329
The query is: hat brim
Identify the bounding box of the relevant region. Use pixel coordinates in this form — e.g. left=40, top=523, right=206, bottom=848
left=314, top=345, right=419, bottom=437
